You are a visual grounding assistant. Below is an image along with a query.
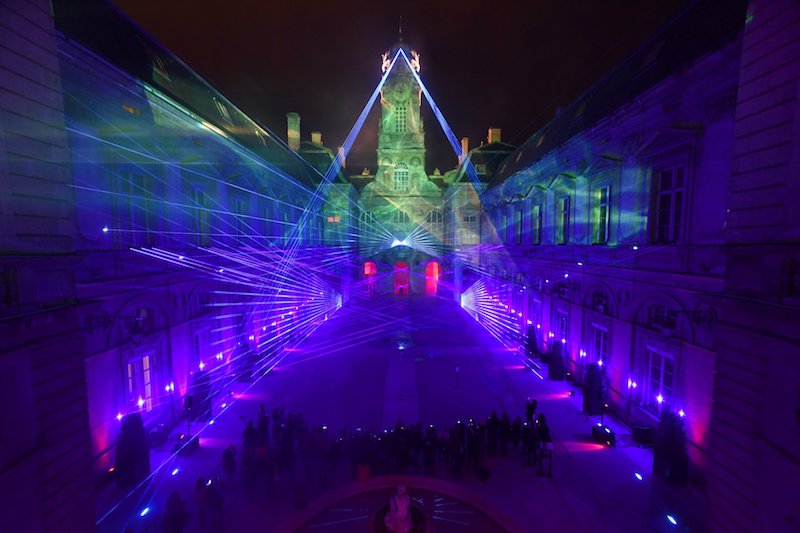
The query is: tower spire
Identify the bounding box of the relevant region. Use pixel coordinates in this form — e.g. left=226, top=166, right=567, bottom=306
left=398, top=16, right=403, bottom=42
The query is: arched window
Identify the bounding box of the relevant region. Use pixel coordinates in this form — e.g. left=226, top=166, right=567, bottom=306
left=392, top=211, right=410, bottom=224
left=393, top=163, right=409, bottom=192
left=426, top=210, right=442, bottom=236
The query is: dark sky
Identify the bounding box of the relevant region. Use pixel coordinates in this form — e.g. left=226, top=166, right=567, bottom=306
left=113, top=0, right=686, bottom=172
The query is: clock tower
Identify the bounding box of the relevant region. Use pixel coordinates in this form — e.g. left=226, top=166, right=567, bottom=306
left=358, top=40, right=443, bottom=257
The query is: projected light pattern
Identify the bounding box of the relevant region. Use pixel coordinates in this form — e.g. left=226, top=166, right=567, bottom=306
left=76, top=47, right=432, bottom=533
left=61, top=26, right=529, bottom=531
left=460, top=278, right=521, bottom=350
left=399, top=49, right=482, bottom=190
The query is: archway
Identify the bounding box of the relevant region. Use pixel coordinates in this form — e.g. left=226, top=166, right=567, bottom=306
left=394, top=261, right=409, bottom=295
left=425, top=261, right=439, bottom=296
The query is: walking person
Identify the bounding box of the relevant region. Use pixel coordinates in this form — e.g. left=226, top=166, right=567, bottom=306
left=206, top=477, right=225, bottom=531
left=194, top=477, right=209, bottom=526
left=525, top=398, right=537, bottom=423
left=511, top=415, right=522, bottom=450
left=536, top=414, right=552, bottom=477
left=499, top=413, right=511, bottom=457
left=222, top=443, right=236, bottom=481
left=161, top=491, right=190, bottom=533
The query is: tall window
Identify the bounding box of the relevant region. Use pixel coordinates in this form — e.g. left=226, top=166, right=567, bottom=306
left=116, top=171, right=154, bottom=246
left=653, top=166, right=684, bottom=243
left=531, top=204, right=542, bottom=244
left=596, top=186, right=610, bottom=244
left=426, top=210, right=442, bottom=236
left=592, top=325, right=608, bottom=364
left=190, top=188, right=210, bottom=246
left=127, top=354, right=154, bottom=412
left=392, top=211, right=410, bottom=224
left=394, top=106, right=407, bottom=133
left=558, top=196, right=570, bottom=244
left=393, top=163, right=409, bottom=192
left=461, top=214, right=478, bottom=245
left=515, top=209, right=523, bottom=244
left=234, top=198, right=246, bottom=245
left=646, top=349, right=674, bottom=408
left=557, top=313, right=568, bottom=343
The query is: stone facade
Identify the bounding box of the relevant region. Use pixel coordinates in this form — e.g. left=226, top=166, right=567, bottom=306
left=0, top=1, right=95, bottom=531
left=470, top=0, right=800, bottom=529
left=706, top=0, right=800, bottom=530
left=2, top=0, right=798, bottom=531
left=1, top=2, right=343, bottom=530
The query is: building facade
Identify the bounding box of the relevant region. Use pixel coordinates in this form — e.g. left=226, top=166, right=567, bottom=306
left=1, top=0, right=799, bottom=531
left=1, top=1, right=344, bottom=530
left=467, top=0, right=800, bottom=529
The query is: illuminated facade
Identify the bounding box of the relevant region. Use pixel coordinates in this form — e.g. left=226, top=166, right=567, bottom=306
left=465, top=0, right=800, bottom=529
left=1, top=0, right=799, bottom=531
left=354, top=42, right=447, bottom=294
left=1, top=2, right=343, bottom=530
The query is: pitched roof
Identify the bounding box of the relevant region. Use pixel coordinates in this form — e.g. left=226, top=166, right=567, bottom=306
left=455, top=141, right=517, bottom=185
left=53, top=0, right=318, bottom=186
left=493, top=0, right=748, bottom=183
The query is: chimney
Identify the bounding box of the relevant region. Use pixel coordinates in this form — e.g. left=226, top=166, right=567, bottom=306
left=459, top=137, right=469, bottom=164
left=487, top=127, right=501, bottom=144
left=338, top=146, right=346, bottom=168
left=311, top=131, right=323, bottom=145
left=287, top=112, right=300, bottom=151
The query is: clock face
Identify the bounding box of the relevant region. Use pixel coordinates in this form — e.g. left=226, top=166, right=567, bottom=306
left=396, top=81, right=413, bottom=101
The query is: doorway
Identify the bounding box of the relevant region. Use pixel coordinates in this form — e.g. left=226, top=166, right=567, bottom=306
left=425, top=261, right=439, bottom=296
left=364, top=261, right=377, bottom=296
left=393, top=261, right=409, bottom=295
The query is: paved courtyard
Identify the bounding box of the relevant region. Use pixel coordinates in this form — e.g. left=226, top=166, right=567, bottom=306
left=100, top=294, right=693, bottom=533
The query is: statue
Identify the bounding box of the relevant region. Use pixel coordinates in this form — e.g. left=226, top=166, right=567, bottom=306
left=410, top=50, right=421, bottom=72
left=384, top=485, right=412, bottom=533
left=381, top=52, right=392, bottom=73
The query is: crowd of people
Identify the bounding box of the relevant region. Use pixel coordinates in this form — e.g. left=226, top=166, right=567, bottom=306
left=154, top=399, right=553, bottom=532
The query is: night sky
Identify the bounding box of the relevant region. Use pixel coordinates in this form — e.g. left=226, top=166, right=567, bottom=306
left=113, top=0, right=687, bottom=173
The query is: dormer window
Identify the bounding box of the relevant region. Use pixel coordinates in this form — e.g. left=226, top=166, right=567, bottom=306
left=213, top=97, right=231, bottom=123
left=152, top=53, right=170, bottom=81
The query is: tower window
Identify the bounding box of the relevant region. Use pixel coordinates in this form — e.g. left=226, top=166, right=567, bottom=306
left=393, top=163, right=409, bottom=192
left=395, top=106, right=407, bottom=133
